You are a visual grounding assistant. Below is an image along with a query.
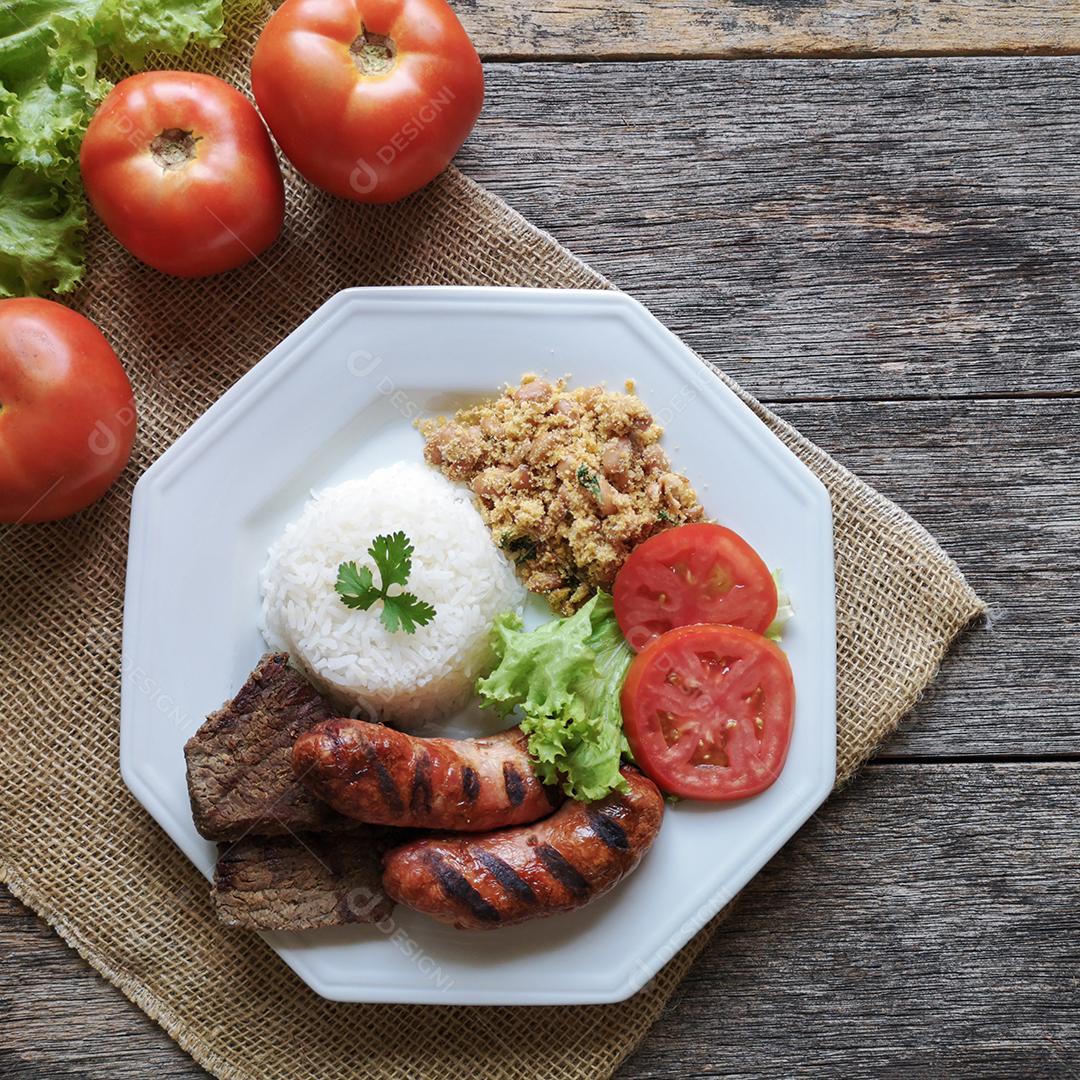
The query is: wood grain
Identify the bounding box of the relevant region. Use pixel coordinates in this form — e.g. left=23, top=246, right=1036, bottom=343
left=454, top=1, right=1080, bottom=61
left=460, top=57, right=1080, bottom=400
left=5, top=50, right=1079, bottom=1080
left=2, top=762, right=1077, bottom=1078
left=780, top=398, right=1079, bottom=757
left=619, top=761, right=1080, bottom=1079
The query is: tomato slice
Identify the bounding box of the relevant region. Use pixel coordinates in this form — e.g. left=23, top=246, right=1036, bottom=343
left=614, top=523, right=778, bottom=650
left=620, top=624, right=795, bottom=801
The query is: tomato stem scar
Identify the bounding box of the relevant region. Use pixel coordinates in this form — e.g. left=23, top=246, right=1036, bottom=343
left=150, top=128, right=201, bottom=171
left=351, top=27, right=396, bottom=75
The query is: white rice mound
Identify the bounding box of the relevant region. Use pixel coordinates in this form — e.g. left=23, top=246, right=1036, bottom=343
left=259, top=461, right=525, bottom=726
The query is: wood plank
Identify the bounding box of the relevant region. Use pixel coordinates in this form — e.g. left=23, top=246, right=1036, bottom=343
left=462, top=57, right=1080, bottom=400
left=2, top=762, right=1076, bottom=1077
left=619, top=762, right=1080, bottom=1078
left=778, top=397, right=1080, bottom=757
left=456, top=1, right=1080, bottom=60
left=0, top=889, right=208, bottom=1080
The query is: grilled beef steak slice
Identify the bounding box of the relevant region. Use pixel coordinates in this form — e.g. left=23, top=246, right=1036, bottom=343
left=184, top=652, right=354, bottom=840
left=213, top=831, right=395, bottom=930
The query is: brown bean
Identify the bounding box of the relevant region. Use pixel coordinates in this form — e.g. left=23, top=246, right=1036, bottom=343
left=428, top=423, right=486, bottom=471
left=660, top=473, right=691, bottom=511
left=601, top=438, right=633, bottom=487
left=517, top=378, right=552, bottom=402
left=427, top=422, right=457, bottom=446
left=424, top=424, right=462, bottom=472
left=548, top=493, right=570, bottom=522
left=480, top=415, right=504, bottom=439
left=555, top=459, right=577, bottom=482
left=642, top=444, right=670, bottom=473
left=596, top=475, right=621, bottom=516
left=472, top=467, right=511, bottom=498
left=527, top=430, right=564, bottom=464
left=527, top=570, right=564, bottom=592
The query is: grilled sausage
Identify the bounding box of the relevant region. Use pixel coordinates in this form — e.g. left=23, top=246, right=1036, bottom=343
left=292, top=718, right=562, bottom=831
left=381, top=767, right=664, bottom=929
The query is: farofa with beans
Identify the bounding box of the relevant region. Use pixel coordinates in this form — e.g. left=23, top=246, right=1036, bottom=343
left=420, top=375, right=704, bottom=614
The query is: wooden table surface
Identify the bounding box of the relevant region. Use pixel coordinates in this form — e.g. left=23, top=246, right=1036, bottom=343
left=3, top=5, right=1079, bottom=1078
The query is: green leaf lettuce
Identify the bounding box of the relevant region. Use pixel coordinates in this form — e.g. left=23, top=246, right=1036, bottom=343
left=477, top=592, right=634, bottom=802
left=96, top=0, right=225, bottom=67
left=0, top=3, right=105, bottom=178
left=0, top=164, right=85, bottom=296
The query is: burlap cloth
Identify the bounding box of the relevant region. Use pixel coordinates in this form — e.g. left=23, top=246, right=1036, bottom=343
left=0, top=5, right=985, bottom=1079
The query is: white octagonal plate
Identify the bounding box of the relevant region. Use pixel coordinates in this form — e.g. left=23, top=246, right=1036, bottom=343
left=121, top=286, right=835, bottom=1005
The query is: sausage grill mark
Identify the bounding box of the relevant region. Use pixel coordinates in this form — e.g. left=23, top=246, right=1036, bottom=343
left=461, top=765, right=480, bottom=803
left=324, top=726, right=348, bottom=770
left=536, top=843, right=590, bottom=899
left=427, top=852, right=501, bottom=923
left=361, top=738, right=404, bottom=814
left=475, top=851, right=537, bottom=905
left=586, top=807, right=630, bottom=852
left=410, top=750, right=433, bottom=817
left=502, top=762, right=526, bottom=807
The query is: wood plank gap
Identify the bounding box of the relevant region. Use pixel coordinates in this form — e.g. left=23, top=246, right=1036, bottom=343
left=482, top=47, right=1080, bottom=64
left=871, top=753, right=1080, bottom=766
left=756, top=389, right=1080, bottom=406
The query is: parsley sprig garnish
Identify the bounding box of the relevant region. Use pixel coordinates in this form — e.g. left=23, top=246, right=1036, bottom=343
left=335, top=531, right=436, bottom=635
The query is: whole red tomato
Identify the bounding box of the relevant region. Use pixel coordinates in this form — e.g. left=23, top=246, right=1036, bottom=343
left=0, top=299, right=136, bottom=523
left=80, top=72, right=284, bottom=277
left=252, top=0, right=484, bottom=204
